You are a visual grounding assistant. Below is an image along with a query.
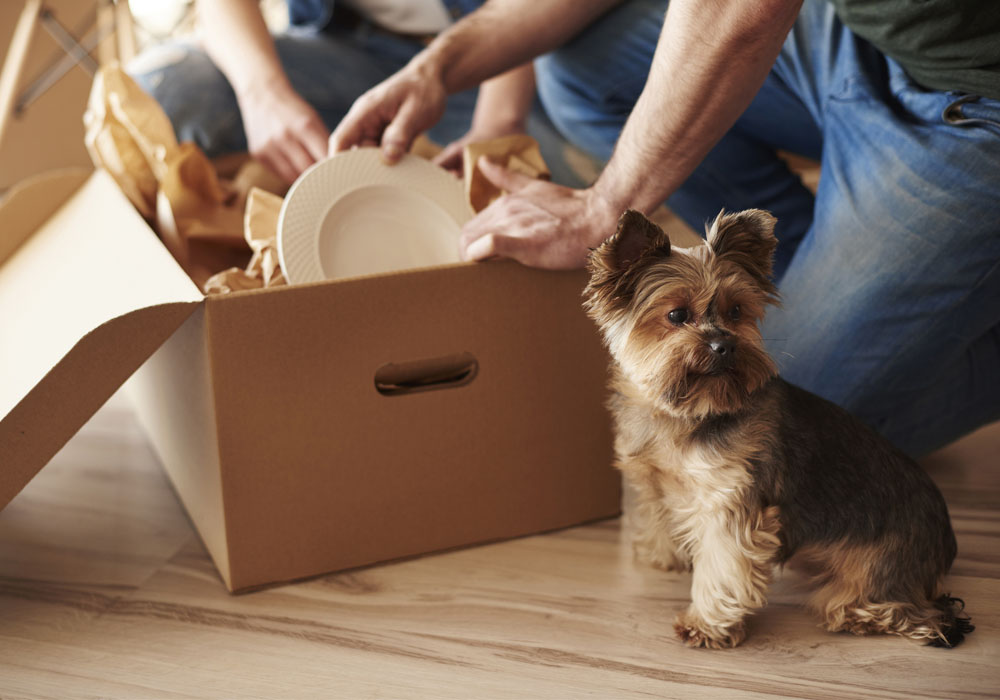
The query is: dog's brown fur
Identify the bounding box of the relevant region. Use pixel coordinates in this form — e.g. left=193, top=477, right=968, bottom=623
left=584, top=209, right=972, bottom=649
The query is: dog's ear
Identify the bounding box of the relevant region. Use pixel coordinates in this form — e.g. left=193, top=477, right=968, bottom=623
left=590, top=209, right=670, bottom=274
left=707, top=209, right=777, bottom=291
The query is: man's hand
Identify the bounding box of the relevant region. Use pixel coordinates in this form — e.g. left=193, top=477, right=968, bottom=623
left=197, top=0, right=329, bottom=183
left=329, top=61, right=447, bottom=164
left=239, top=84, right=329, bottom=183
left=326, top=0, right=612, bottom=166
left=460, top=157, right=622, bottom=270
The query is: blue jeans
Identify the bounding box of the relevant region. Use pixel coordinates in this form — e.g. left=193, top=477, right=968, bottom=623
left=537, top=0, right=1000, bottom=456
left=128, top=22, right=587, bottom=187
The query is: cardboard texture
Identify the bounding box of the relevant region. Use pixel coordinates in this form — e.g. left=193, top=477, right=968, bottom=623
left=0, top=168, right=200, bottom=510
left=0, top=167, right=620, bottom=592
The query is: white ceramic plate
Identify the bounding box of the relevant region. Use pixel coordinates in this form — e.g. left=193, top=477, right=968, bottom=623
left=277, top=148, right=474, bottom=285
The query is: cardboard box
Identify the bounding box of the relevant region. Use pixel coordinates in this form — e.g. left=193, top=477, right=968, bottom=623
left=0, top=167, right=620, bottom=591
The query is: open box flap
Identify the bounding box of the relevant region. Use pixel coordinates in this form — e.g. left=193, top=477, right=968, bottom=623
left=0, top=169, right=203, bottom=509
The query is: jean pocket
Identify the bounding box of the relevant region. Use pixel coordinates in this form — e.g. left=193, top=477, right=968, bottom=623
left=941, top=94, right=1000, bottom=133
left=888, top=60, right=1000, bottom=133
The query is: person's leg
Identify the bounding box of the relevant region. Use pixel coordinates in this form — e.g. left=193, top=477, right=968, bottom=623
left=128, top=42, right=247, bottom=156
left=761, top=3, right=1000, bottom=455
left=128, top=25, right=465, bottom=157
left=537, top=0, right=1000, bottom=453
left=534, top=0, right=664, bottom=163
left=128, top=24, right=587, bottom=185
left=534, top=0, right=821, bottom=278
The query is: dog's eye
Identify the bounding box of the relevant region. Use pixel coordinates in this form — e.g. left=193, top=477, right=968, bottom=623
left=667, top=308, right=689, bottom=325
left=729, top=305, right=742, bottom=321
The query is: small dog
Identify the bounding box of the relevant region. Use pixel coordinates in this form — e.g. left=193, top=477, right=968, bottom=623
left=583, top=209, right=973, bottom=649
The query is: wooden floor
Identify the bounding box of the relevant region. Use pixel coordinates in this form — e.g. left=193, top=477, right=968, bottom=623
left=1, top=391, right=997, bottom=699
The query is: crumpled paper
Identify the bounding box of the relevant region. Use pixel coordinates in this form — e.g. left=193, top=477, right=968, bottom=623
left=203, top=134, right=550, bottom=293
left=84, top=63, right=178, bottom=218
left=84, top=63, right=287, bottom=287
left=204, top=187, right=287, bottom=294
left=462, top=134, right=549, bottom=213
left=85, top=64, right=550, bottom=293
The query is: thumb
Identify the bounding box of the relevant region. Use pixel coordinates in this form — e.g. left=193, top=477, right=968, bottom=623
left=477, top=156, right=535, bottom=193
left=463, top=230, right=526, bottom=263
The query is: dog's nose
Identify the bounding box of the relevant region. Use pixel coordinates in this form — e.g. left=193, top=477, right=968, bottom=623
left=708, top=338, right=735, bottom=357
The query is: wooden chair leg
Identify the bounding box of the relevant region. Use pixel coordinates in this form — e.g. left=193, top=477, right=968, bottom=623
left=0, top=0, right=43, bottom=148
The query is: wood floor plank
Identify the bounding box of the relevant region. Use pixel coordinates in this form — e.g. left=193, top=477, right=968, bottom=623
left=1, top=391, right=998, bottom=699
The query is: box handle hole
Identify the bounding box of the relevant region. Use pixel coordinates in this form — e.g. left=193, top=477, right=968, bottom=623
left=374, top=352, right=478, bottom=396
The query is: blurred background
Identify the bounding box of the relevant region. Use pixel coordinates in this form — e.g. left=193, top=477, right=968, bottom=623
left=0, top=0, right=288, bottom=191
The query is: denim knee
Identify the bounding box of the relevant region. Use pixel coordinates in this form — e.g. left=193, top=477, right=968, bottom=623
left=535, top=0, right=665, bottom=161
left=128, top=43, right=245, bottom=156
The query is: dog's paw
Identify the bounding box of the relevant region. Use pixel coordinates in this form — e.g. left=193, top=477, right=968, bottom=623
left=632, top=537, right=691, bottom=573
left=673, top=611, right=746, bottom=649
left=637, top=547, right=691, bottom=573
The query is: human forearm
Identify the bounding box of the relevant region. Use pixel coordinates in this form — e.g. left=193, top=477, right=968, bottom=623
left=414, top=0, right=621, bottom=94
left=456, top=0, right=804, bottom=269
left=197, top=0, right=289, bottom=99
left=196, top=0, right=328, bottom=181
left=593, top=0, right=802, bottom=217
left=471, top=63, right=536, bottom=133
left=330, top=0, right=619, bottom=160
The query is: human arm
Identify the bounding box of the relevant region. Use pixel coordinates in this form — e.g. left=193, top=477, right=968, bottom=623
left=460, top=0, right=804, bottom=268
left=197, top=0, right=328, bottom=182
left=433, top=63, right=536, bottom=175
left=328, top=0, right=621, bottom=162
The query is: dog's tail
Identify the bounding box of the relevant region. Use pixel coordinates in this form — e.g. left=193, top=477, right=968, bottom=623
left=928, top=595, right=974, bottom=648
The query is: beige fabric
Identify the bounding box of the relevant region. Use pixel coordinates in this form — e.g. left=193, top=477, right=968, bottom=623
left=341, top=0, right=451, bottom=34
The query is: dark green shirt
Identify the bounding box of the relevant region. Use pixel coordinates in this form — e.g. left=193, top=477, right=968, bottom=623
left=829, top=0, right=1000, bottom=99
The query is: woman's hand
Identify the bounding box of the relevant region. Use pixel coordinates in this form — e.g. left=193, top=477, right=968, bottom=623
left=238, top=83, right=329, bottom=183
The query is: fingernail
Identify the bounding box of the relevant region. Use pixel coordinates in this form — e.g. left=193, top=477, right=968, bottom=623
left=382, top=143, right=402, bottom=164
left=465, top=236, right=491, bottom=261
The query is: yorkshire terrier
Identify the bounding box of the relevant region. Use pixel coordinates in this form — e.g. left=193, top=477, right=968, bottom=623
left=583, top=209, right=973, bottom=649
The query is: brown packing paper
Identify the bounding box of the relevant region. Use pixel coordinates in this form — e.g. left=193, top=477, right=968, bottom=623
left=156, top=143, right=245, bottom=252
left=201, top=135, right=549, bottom=293
left=203, top=187, right=287, bottom=294
left=201, top=135, right=550, bottom=293
left=86, top=64, right=550, bottom=294
left=463, top=134, right=550, bottom=213
left=154, top=141, right=291, bottom=289
left=84, top=62, right=178, bottom=218
left=244, top=188, right=286, bottom=288
left=85, top=65, right=287, bottom=288
left=202, top=267, right=265, bottom=294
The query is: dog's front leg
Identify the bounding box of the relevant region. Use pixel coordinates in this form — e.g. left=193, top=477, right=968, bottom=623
left=628, top=497, right=691, bottom=572
left=674, top=506, right=781, bottom=649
